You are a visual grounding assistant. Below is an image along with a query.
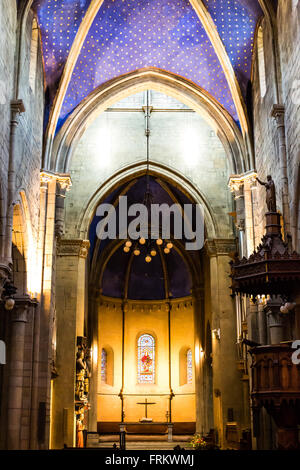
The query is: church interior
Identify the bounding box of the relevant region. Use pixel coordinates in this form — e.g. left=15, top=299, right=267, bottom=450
left=0, top=0, right=300, bottom=451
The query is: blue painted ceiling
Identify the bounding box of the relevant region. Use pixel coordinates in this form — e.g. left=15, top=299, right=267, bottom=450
left=32, top=0, right=263, bottom=133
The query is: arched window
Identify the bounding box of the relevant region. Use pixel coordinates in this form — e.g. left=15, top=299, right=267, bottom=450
left=187, top=349, right=193, bottom=384
left=29, top=18, right=39, bottom=91
left=100, top=346, right=114, bottom=386
left=137, top=334, right=155, bottom=384
left=101, top=348, right=107, bottom=384
left=257, top=26, right=267, bottom=98
left=179, top=347, right=193, bottom=386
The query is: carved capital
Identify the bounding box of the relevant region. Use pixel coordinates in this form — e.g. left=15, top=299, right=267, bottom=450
left=10, top=295, right=37, bottom=323
left=228, top=170, right=258, bottom=193
left=271, top=104, right=285, bottom=125
left=10, top=99, right=25, bottom=120
left=57, top=239, right=90, bottom=259
left=0, top=263, right=12, bottom=299
left=204, top=239, right=236, bottom=257
left=40, top=171, right=72, bottom=191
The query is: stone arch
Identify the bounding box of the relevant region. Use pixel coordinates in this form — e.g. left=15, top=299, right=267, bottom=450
left=204, top=320, right=213, bottom=432
left=50, top=69, right=249, bottom=174
left=14, top=1, right=36, bottom=98
left=76, top=162, right=219, bottom=241
left=257, top=25, right=267, bottom=98
left=29, top=17, right=39, bottom=91
left=11, top=191, right=36, bottom=296
left=12, top=202, right=28, bottom=295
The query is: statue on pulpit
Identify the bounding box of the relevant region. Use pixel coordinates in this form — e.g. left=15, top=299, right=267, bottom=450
left=256, top=175, right=277, bottom=212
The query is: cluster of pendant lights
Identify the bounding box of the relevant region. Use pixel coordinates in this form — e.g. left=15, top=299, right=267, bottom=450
left=123, top=238, right=174, bottom=263
left=123, top=91, right=174, bottom=263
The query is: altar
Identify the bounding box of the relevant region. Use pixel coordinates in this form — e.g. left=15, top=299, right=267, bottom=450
left=119, top=422, right=174, bottom=442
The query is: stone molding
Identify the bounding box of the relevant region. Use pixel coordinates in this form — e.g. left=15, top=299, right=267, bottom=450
left=57, top=239, right=90, bottom=259
left=204, top=238, right=236, bottom=257
left=11, top=99, right=25, bottom=119
left=40, top=170, right=72, bottom=191
left=99, top=295, right=193, bottom=311
left=10, top=295, right=37, bottom=323
left=228, top=170, right=257, bottom=192
left=271, top=104, right=285, bottom=125
left=0, top=263, right=12, bottom=298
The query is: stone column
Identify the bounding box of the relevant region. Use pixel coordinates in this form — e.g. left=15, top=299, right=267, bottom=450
left=228, top=172, right=257, bottom=258
left=52, top=239, right=89, bottom=449
left=37, top=172, right=71, bottom=449
left=265, top=299, right=285, bottom=345
left=3, top=100, right=25, bottom=265
left=88, top=289, right=100, bottom=433
left=271, top=105, right=290, bottom=238
left=192, top=286, right=205, bottom=434
left=55, top=177, right=72, bottom=238
left=205, top=239, right=244, bottom=448
left=7, top=295, right=36, bottom=449
left=257, top=299, right=267, bottom=345
left=247, top=300, right=259, bottom=344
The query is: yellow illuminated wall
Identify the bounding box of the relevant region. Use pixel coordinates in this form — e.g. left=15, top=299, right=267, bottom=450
left=97, top=297, right=195, bottom=423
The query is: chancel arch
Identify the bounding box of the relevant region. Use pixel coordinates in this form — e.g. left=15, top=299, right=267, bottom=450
left=62, top=88, right=240, bottom=243
left=50, top=70, right=248, bottom=174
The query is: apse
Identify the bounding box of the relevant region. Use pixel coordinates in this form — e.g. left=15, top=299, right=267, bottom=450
left=89, top=176, right=193, bottom=301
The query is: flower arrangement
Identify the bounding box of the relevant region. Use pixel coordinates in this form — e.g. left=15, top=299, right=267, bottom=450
left=190, top=434, right=208, bottom=450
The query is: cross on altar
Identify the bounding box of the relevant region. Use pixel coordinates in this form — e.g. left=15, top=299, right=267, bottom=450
left=136, top=398, right=156, bottom=418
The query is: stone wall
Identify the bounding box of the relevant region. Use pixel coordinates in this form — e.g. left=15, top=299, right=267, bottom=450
left=277, top=0, right=300, bottom=249
left=252, top=1, right=300, bottom=249
left=0, top=2, right=45, bottom=450
left=0, top=1, right=44, bottom=263
left=65, top=91, right=234, bottom=241
left=0, top=0, right=17, bottom=222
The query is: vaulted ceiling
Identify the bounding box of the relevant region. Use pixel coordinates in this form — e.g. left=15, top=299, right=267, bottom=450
left=89, top=176, right=195, bottom=300
left=31, top=0, right=268, bottom=135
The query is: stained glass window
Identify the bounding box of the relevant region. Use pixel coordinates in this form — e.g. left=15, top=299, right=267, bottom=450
left=138, top=334, right=155, bottom=384
left=187, top=349, right=193, bottom=384
left=101, top=348, right=107, bottom=384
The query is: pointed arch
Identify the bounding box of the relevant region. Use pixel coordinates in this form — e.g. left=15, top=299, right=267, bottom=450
left=50, top=69, right=247, bottom=175
left=188, top=1, right=251, bottom=142
left=43, top=0, right=105, bottom=167
left=29, top=17, right=39, bottom=91
left=43, top=0, right=256, bottom=169
left=257, top=0, right=282, bottom=102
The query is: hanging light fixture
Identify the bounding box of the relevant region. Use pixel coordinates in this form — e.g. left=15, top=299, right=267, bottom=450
left=123, top=90, right=173, bottom=262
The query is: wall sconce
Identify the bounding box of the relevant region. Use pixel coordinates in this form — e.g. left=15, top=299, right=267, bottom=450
left=212, top=328, right=221, bottom=340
